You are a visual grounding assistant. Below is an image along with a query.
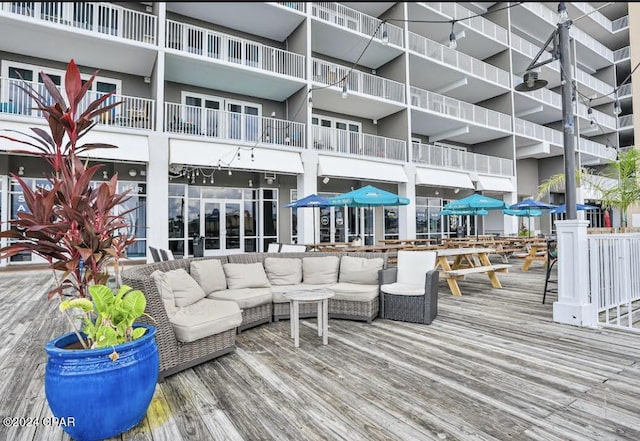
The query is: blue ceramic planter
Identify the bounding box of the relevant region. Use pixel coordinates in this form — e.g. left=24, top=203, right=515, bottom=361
left=45, top=324, right=159, bottom=441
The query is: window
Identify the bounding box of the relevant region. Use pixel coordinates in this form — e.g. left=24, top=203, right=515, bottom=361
left=311, top=115, right=361, bottom=153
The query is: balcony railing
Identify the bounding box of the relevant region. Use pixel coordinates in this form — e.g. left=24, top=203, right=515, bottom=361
left=512, top=75, right=561, bottom=108
left=1, top=2, right=157, bottom=44
left=0, top=77, right=155, bottom=130
left=311, top=2, right=403, bottom=47
left=612, top=15, right=629, bottom=32
left=514, top=118, right=563, bottom=146
left=409, top=32, right=509, bottom=88
left=312, top=59, right=405, bottom=104
left=417, top=2, right=508, bottom=45
left=614, top=46, right=630, bottom=62
left=277, top=2, right=306, bottom=13
left=165, top=103, right=305, bottom=148
left=574, top=68, right=612, bottom=98
left=412, top=142, right=513, bottom=176
left=576, top=103, right=616, bottom=130
left=166, top=20, right=305, bottom=80
left=579, top=138, right=617, bottom=160
left=618, top=83, right=632, bottom=98
left=571, top=3, right=613, bottom=32
left=410, top=86, right=512, bottom=132
left=510, top=33, right=557, bottom=68
left=313, top=126, right=406, bottom=161
left=619, top=114, right=634, bottom=129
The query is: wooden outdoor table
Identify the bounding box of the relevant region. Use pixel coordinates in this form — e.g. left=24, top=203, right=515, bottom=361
left=435, top=247, right=512, bottom=296
left=379, top=238, right=436, bottom=246
left=520, top=243, right=548, bottom=271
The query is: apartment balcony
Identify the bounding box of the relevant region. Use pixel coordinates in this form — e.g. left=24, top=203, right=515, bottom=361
left=513, top=74, right=561, bottom=125
left=311, top=58, right=405, bottom=119
left=619, top=114, right=634, bottom=131
left=0, top=2, right=157, bottom=77
left=312, top=126, right=406, bottom=161
left=408, top=32, right=509, bottom=103
left=310, top=2, right=404, bottom=69
left=165, top=2, right=305, bottom=42
left=578, top=138, right=617, bottom=165
left=412, top=142, right=513, bottom=177
left=559, top=3, right=629, bottom=50
left=410, top=86, right=512, bottom=144
left=614, top=46, right=631, bottom=63
left=618, top=83, right=632, bottom=100
left=511, top=3, right=613, bottom=72
left=408, top=2, right=508, bottom=59
left=0, top=77, right=155, bottom=131
left=164, top=20, right=306, bottom=101
left=165, top=103, right=305, bottom=149
left=576, top=103, right=617, bottom=134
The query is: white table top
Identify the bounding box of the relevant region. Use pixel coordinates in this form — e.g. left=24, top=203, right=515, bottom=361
left=283, top=289, right=335, bottom=302
left=436, top=247, right=496, bottom=257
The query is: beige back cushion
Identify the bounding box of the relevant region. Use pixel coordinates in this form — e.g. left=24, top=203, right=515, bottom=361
left=151, top=270, right=179, bottom=318
left=190, top=259, right=227, bottom=294
left=264, top=257, right=303, bottom=285
left=223, top=262, right=271, bottom=289
left=164, top=268, right=207, bottom=307
left=397, top=251, right=437, bottom=286
left=302, top=256, right=340, bottom=285
left=338, top=256, right=384, bottom=285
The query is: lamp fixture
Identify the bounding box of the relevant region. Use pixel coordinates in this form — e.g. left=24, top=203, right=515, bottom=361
left=248, top=179, right=253, bottom=187
left=515, top=71, right=548, bottom=92
left=381, top=22, right=389, bottom=45
left=102, top=171, right=108, bottom=179
left=614, top=97, right=622, bottom=115
left=308, top=92, right=313, bottom=107
left=228, top=169, right=233, bottom=176
left=448, top=22, right=457, bottom=50
left=322, top=177, right=330, bottom=184
left=341, top=79, right=348, bottom=99
left=435, top=190, right=440, bottom=196
left=250, top=148, right=255, bottom=161
left=265, top=172, right=276, bottom=185
left=454, top=188, right=460, bottom=194
left=140, top=169, right=146, bottom=177
left=557, top=2, right=569, bottom=23
left=17, top=166, right=24, bottom=176
left=128, top=168, right=137, bottom=177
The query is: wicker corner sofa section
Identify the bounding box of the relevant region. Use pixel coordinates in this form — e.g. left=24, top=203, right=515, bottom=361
left=122, top=251, right=390, bottom=381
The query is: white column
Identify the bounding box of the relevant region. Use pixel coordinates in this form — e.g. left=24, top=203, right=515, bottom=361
left=146, top=133, right=169, bottom=262
left=553, top=219, right=595, bottom=327
left=153, top=3, right=166, bottom=131
left=399, top=163, right=416, bottom=239
left=503, top=190, right=518, bottom=235
left=297, top=149, right=318, bottom=244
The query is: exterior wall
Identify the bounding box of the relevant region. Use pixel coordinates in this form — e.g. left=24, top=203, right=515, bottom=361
left=516, top=159, right=540, bottom=197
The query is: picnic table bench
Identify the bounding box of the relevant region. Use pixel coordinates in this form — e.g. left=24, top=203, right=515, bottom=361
left=435, top=248, right=513, bottom=296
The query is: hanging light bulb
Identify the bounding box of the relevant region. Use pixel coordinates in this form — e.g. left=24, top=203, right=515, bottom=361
left=228, top=169, right=232, bottom=176
left=202, top=177, right=206, bottom=184
left=210, top=177, right=214, bottom=184
left=196, top=169, right=199, bottom=176
left=308, top=92, right=313, bottom=107
left=381, top=22, right=389, bottom=45
left=614, top=97, right=622, bottom=115
left=237, top=150, right=241, bottom=160
left=341, top=79, right=348, bottom=99
left=448, top=22, right=457, bottom=50
left=557, top=3, right=569, bottom=24
left=251, top=148, right=255, bottom=161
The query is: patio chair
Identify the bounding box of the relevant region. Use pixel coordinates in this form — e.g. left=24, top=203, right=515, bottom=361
left=542, top=238, right=558, bottom=304
left=280, top=244, right=307, bottom=253
left=266, top=243, right=281, bottom=253
left=379, top=250, right=439, bottom=324
left=148, top=246, right=162, bottom=263
left=158, top=248, right=176, bottom=261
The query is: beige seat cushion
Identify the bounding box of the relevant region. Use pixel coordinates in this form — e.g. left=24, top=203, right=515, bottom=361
left=207, top=288, right=273, bottom=309
left=190, top=259, right=227, bottom=294
left=338, top=256, right=384, bottom=285
left=270, top=284, right=334, bottom=303
left=381, top=282, right=425, bottom=296
left=150, top=270, right=178, bottom=318
left=330, top=283, right=378, bottom=302
left=264, top=257, right=302, bottom=285
left=223, top=263, right=271, bottom=289
left=170, top=298, right=242, bottom=343
left=302, top=256, right=340, bottom=285
left=163, top=268, right=207, bottom=308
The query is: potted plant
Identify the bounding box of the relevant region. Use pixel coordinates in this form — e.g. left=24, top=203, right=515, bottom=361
left=0, top=59, right=158, bottom=441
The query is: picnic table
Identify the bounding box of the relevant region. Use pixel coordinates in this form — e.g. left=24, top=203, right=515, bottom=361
left=435, top=247, right=512, bottom=296
left=378, top=238, right=437, bottom=246
left=518, top=242, right=548, bottom=271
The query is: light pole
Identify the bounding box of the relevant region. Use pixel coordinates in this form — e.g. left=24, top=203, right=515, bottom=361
left=515, top=2, right=577, bottom=220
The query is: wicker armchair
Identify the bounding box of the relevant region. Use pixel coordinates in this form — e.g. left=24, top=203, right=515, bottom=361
left=379, top=251, right=439, bottom=324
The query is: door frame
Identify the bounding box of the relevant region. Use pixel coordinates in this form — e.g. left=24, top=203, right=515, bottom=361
left=200, top=198, right=244, bottom=255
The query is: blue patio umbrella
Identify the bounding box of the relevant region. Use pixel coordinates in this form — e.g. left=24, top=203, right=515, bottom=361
left=509, top=198, right=557, bottom=210
left=284, top=194, right=331, bottom=245
left=503, top=208, right=543, bottom=237
left=549, top=203, right=599, bottom=214
left=440, top=208, right=489, bottom=216
left=444, top=193, right=507, bottom=238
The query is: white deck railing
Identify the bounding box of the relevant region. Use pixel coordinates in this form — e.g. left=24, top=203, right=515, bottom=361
left=574, top=68, right=612, bottom=98
left=619, top=114, right=634, bottom=129
left=514, top=118, right=563, bottom=146
left=0, top=77, right=155, bottom=130
left=166, top=20, right=305, bottom=80
left=412, top=142, right=512, bottom=176
left=614, top=46, right=630, bottom=62
left=411, top=86, right=512, bottom=132
left=417, top=2, right=508, bottom=45
left=510, top=33, right=556, bottom=67
left=576, top=103, right=616, bottom=130
left=0, top=2, right=157, bottom=44
left=579, top=138, right=617, bottom=160
left=277, top=2, right=306, bottom=13
left=571, top=3, right=613, bottom=32
left=312, top=126, right=406, bottom=161
left=513, top=74, right=561, bottom=108
left=589, top=234, right=640, bottom=331
left=312, top=59, right=405, bottom=104
left=618, top=83, right=633, bottom=98
left=311, top=2, right=404, bottom=47
left=165, top=103, right=305, bottom=148
left=409, top=32, right=509, bottom=88
left=612, top=15, right=629, bottom=32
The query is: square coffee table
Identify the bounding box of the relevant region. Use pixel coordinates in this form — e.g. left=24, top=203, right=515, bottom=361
left=283, top=289, right=334, bottom=348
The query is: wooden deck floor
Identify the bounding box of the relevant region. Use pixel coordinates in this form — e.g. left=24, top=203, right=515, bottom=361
left=1, top=264, right=639, bottom=441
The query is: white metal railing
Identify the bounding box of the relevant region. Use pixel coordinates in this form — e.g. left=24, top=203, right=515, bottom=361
left=312, top=58, right=405, bottom=104
left=411, top=86, right=512, bottom=131
left=165, top=102, right=305, bottom=148
left=0, top=2, right=157, bottom=44
left=576, top=103, right=617, bottom=130
left=312, top=126, right=406, bottom=161
left=409, top=32, right=509, bottom=87
left=619, top=114, right=634, bottom=129
left=0, top=77, right=155, bottom=130
left=277, top=2, right=306, bottom=13
left=614, top=46, right=630, bottom=62
left=618, top=83, right=632, bottom=98
left=165, top=20, right=305, bottom=79
left=612, top=15, right=629, bottom=32
left=579, top=138, right=617, bottom=160
left=510, top=33, right=556, bottom=68
left=412, top=142, right=513, bottom=176
left=571, top=3, right=613, bottom=32
left=311, top=2, right=404, bottom=47
left=513, top=75, right=561, bottom=108
left=575, top=68, right=612, bottom=98
left=514, top=118, right=563, bottom=146
left=589, top=234, right=640, bottom=331
left=418, top=2, right=508, bottom=45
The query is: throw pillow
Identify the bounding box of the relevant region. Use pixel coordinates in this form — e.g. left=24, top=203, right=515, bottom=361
left=223, top=262, right=271, bottom=289
left=264, top=257, right=302, bottom=285
left=190, top=259, right=227, bottom=294
left=338, top=256, right=384, bottom=285
left=165, top=268, right=207, bottom=307
left=302, top=256, right=340, bottom=284
left=150, top=270, right=179, bottom=318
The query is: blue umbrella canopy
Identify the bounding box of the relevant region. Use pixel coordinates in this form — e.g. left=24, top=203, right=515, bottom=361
left=441, top=208, right=489, bottom=216
left=509, top=198, right=557, bottom=210
left=503, top=208, right=543, bottom=217
left=328, top=185, right=410, bottom=207
left=443, top=193, right=507, bottom=210
left=550, top=203, right=599, bottom=214
left=284, top=194, right=330, bottom=208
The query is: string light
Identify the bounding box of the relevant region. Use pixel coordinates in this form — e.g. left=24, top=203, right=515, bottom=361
left=341, top=79, right=348, bottom=99
left=448, top=22, right=457, bottom=50
left=381, top=22, right=389, bottom=45
left=613, top=96, right=622, bottom=116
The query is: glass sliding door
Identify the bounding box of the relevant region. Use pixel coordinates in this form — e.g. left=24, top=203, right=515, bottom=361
left=200, top=199, right=243, bottom=255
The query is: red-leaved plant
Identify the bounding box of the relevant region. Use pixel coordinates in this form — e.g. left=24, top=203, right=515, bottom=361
left=0, top=59, right=136, bottom=301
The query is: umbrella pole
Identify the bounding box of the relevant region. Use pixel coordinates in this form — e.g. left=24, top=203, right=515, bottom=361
left=528, top=215, right=531, bottom=237
left=313, top=207, right=317, bottom=247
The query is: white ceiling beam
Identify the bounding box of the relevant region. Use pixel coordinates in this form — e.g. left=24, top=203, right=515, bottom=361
left=435, top=78, right=468, bottom=95
left=430, top=125, right=469, bottom=142
left=515, top=105, right=544, bottom=118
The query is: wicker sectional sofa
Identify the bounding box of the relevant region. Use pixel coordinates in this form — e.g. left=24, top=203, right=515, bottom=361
left=122, top=251, right=388, bottom=380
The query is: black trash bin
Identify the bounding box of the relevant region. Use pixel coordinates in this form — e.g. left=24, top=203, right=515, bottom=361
left=193, top=236, right=204, bottom=257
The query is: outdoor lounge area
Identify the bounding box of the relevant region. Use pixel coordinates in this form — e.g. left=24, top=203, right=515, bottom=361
left=1, top=264, right=639, bottom=441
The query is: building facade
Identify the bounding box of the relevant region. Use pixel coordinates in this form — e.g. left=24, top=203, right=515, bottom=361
left=0, top=2, right=633, bottom=264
